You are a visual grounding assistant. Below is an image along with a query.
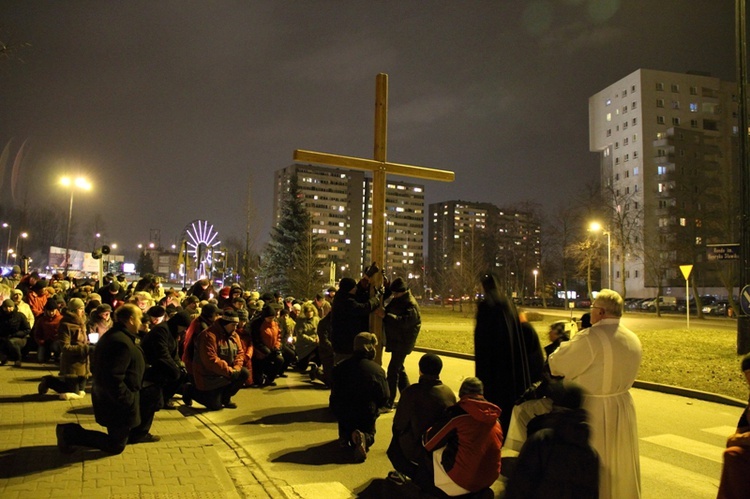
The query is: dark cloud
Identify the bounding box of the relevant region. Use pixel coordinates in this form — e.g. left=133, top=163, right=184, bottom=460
left=0, top=0, right=736, bottom=255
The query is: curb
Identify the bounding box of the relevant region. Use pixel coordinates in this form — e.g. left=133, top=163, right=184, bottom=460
left=413, top=347, right=747, bottom=408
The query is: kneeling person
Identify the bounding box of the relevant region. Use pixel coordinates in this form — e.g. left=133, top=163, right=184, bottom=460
left=188, top=309, right=248, bottom=410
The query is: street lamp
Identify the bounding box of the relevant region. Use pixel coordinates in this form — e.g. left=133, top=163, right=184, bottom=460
left=589, top=221, right=612, bottom=289
left=15, top=232, right=27, bottom=257
left=2, top=223, right=11, bottom=266
left=60, top=176, right=92, bottom=275
left=532, top=269, right=539, bottom=296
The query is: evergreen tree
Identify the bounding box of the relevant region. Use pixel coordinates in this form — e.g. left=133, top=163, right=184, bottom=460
left=136, top=251, right=155, bottom=276
left=261, top=173, right=326, bottom=296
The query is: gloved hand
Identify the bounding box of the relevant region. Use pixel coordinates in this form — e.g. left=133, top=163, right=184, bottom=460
left=230, top=369, right=243, bottom=381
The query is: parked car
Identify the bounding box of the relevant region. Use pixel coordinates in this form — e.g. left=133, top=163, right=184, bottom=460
left=643, top=296, right=677, bottom=312
left=702, top=300, right=730, bottom=316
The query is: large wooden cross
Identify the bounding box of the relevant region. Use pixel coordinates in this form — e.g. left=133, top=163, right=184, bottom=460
left=293, top=73, right=455, bottom=362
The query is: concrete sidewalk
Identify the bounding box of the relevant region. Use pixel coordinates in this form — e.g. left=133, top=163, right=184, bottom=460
left=0, top=362, right=277, bottom=499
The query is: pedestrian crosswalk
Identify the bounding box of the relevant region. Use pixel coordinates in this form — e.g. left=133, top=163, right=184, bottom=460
left=639, top=426, right=730, bottom=498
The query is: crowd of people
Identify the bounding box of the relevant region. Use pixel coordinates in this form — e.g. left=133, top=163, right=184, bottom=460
left=4, top=262, right=747, bottom=498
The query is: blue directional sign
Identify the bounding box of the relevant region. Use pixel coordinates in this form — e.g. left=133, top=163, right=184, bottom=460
left=741, top=285, right=750, bottom=316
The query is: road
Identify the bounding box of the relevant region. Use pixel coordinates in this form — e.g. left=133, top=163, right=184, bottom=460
left=183, top=350, right=741, bottom=499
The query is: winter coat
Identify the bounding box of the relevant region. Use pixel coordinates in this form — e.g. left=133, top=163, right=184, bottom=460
left=192, top=322, right=245, bottom=391
left=252, top=318, right=281, bottom=360
left=92, top=322, right=145, bottom=429
left=26, top=290, right=48, bottom=318
left=382, top=291, right=421, bottom=354
left=392, top=375, right=456, bottom=462
left=58, top=311, right=90, bottom=378
left=423, top=395, right=504, bottom=492
left=33, top=312, right=63, bottom=345
left=330, top=291, right=380, bottom=354
left=504, top=409, right=600, bottom=499
left=140, top=321, right=181, bottom=384
left=293, top=316, right=319, bottom=359
left=0, top=310, right=30, bottom=339
left=330, top=351, right=389, bottom=422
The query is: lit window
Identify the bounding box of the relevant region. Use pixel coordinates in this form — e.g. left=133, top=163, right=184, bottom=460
left=606, top=113, right=612, bottom=121
left=690, top=103, right=698, bottom=112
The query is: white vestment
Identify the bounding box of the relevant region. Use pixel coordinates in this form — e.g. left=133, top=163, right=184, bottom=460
left=548, top=318, right=642, bottom=499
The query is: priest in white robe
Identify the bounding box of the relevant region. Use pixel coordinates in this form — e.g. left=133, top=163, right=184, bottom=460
left=548, top=288, right=642, bottom=499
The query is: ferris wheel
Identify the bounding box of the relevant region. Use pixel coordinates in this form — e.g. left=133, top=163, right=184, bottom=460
left=183, top=219, right=221, bottom=279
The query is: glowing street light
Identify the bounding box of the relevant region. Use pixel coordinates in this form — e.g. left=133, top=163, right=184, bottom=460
left=60, top=176, right=92, bottom=275
left=589, top=221, right=612, bottom=289
left=2, top=223, right=11, bottom=266
left=533, top=269, right=539, bottom=296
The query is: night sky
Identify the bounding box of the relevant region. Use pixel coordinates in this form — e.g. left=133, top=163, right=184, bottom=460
left=0, top=0, right=738, bottom=257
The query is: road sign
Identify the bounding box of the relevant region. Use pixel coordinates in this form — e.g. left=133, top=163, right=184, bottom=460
left=707, top=244, right=740, bottom=261
left=680, top=265, right=693, bottom=280
left=741, top=285, right=750, bottom=316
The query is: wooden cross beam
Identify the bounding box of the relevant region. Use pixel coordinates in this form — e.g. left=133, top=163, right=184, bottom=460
left=293, top=73, right=455, bottom=362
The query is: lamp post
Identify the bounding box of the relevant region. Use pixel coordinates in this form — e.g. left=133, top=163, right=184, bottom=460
left=2, top=223, right=11, bottom=266
left=589, top=222, right=612, bottom=290
left=15, top=232, right=27, bottom=256
left=60, top=176, right=92, bottom=276
left=533, top=269, right=539, bottom=296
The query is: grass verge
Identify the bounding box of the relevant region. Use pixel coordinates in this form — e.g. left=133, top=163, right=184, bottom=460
left=417, top=305, right=748, bottom=401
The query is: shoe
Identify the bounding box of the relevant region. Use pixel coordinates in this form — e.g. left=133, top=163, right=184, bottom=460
left=278, top=373, right=288, bottom=378
left=13, top=360, right=22, bottom=367
left=379, top=404, right=394, bottom=414
left=38, top=378, right=49, bottom=395
left=223, top=401, right=238, bottom=409
left=59, top=392, right=82, bottom=401
left=351, top=430, right=367, bottom=463
left=182, top=383, right=193, bottom=407
left=309, top=365, right=317, bottom=381
left=56, top=424, right=75, bottom=454
left=78, top=391, right=86, bottom=398
left=164, top=400, right=176, bottom=409
left=387, top=470, right=407, bottom=485
left=130, top=433, right=161, bottom=444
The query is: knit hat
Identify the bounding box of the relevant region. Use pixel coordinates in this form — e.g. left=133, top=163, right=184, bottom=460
left=390, top=277, right=408, bottom=293
left=237, top=309, right=249, bottom=322
left=418, top=353, right=443, bottom=376
left=44, top=300, right=59, bottom=311
left=95, top=304, right=112, bottom=314
left=32, top=280, right=48, bottom=292
left=548, top=381, right=585, bottom=410
left=11, top=265, right=21, bottom=275
left=168, top=311, right=192, bottom=329
left=338, top=277, right=357, bottom=294
left=219, top=309, right=239, bottom=323
left=108, top=281, right=120, bottom=293
left=458, top=377, right=484, bottom=398
left=2, top=299, right=14, bottom=308
left=353, top=332, right=377, bottom=355
left=261, top=304, right=278, bottom=318
left=11, top=289, right=22, bottom=298
left=67, top=298, right=85, bottom=312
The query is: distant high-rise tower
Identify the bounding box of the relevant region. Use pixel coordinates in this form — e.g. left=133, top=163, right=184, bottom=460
left=589, top=69, right=739, bottom=297
left=274, top=163, right=425, bottom=286
left=427, top=200, right=540, bottom=299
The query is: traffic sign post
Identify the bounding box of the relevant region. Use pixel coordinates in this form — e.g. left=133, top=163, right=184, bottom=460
left=680, top=265, right=693, bottom=329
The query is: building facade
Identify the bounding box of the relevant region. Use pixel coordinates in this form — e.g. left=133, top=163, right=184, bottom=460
left=589, top=68, right=739, bottom=298
left=427, top=200, right=541, bottom=300
left=274, top=163, right=425, bottom=286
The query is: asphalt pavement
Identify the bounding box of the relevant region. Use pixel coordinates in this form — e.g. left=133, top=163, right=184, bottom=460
left=0, top=349, right=744, bottom=499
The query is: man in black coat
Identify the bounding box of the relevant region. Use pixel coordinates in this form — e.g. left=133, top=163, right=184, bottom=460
left=140, top=311, right=192, bottom=409
left=376, top=277, right=421, bottom=410
left=330, top=332, right=389, bottom=463
left=330, top=276, right=381, bottom=363
left=56, top=304, right=161, bottom=455
left=387, top=353, right=456, bottom=480
left=0, top=298, right=30, bottom=366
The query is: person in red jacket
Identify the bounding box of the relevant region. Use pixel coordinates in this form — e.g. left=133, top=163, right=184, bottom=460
left=251, top=304, right=284, bottom=387
left=419, top=377, right=503, bottom=497
left=33, top=300, right=63, bottom=363
left=185, top=309, right=248, bottom=411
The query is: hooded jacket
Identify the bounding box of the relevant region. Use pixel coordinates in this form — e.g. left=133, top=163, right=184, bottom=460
left=58, top=310, right=90, bottom=378
left=423, top=395, right=503, bottom=492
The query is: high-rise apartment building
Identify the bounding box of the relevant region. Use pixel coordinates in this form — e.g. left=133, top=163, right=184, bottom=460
left=427, top=200, right=541, bottom=299
left=589, top=69, right=739, bottom=298
left=273, top=163, right=425, bottom=284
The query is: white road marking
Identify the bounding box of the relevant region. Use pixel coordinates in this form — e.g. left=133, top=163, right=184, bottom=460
left=642, top=434, right=724, bottom=463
